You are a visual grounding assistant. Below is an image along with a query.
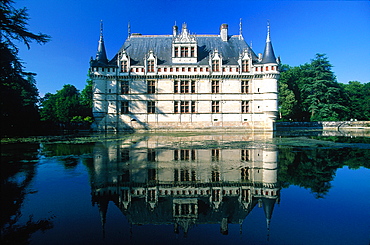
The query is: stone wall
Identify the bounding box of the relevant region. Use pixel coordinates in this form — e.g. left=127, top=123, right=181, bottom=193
left=276, top=121, right=370, bottom=129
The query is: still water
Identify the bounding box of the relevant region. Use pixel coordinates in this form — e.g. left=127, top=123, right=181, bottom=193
left=1, top=131, right=369, bottom=245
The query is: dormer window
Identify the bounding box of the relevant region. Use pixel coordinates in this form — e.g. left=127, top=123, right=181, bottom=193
left=147, top=60, right=154, bottom=72
left=212, top=60, right=220, bottom=72
left=242, top=60, right=249, bottom=72
left=146, top=50, right=156, bottom=73
left=121, top=60, right=128, bottom=72
left=210, top=50, right=222, bottom=73
left=172, top=23, right=197, bottom=63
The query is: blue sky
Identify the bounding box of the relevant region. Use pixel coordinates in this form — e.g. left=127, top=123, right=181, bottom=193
left=15, top=0, right=370, bottom=96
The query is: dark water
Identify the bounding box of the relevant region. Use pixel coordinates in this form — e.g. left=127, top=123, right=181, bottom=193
left=1, top=132, right=369, bottom=245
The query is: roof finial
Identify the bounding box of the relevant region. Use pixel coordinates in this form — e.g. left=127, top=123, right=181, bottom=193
left=239, top=18, right=243, bottom=39
left=128, top=20, right=131, bottom=38
left=266, top=20, right=271, bottom=42
left=100, top=20, right=104, bottom=41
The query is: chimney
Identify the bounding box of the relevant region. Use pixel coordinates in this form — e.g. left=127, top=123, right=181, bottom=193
left=173, top=25, right=178, bottom=36
left=220, top=24, right=228, bottom=42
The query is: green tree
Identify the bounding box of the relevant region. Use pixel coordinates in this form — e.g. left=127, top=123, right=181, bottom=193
left=341, top=81, right=370, bottom=120
left=40, top=83, right=93, bottom=129
left=278, top=65, right=300, bottom=121
left=300, top=54, right=348, bottom=121
left=0, top=0, right=50, bottom=135
left=278, top=54, right=349, bottom=121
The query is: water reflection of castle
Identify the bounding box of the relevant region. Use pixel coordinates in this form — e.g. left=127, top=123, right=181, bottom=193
left=89, top=134, right=280, bottom=235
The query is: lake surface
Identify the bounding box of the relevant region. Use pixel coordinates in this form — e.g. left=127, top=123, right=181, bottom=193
left=1, top=131, right=369, bottom=245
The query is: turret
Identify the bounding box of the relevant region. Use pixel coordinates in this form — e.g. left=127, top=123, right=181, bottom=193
left=261, top=22, right=277, bottom=64
left=95, top=20, right=108, bottom=65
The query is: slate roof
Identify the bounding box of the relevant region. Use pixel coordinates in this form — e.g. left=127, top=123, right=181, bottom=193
left=261, top=39, right=277, bottom=64
left=112, top=34, right=259, bottom=66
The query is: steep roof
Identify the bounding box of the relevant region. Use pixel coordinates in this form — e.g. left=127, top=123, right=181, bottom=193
left=114, top=34, right=258, bottom=66
left=261, top=24, right=277, bottom=64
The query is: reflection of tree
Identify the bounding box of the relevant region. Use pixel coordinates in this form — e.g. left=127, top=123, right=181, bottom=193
left=278, top=146, right=370, bottom=198
left=1, top=143, right=53, bottom=244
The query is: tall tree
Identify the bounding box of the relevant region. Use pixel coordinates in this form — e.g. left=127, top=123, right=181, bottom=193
left=300, top=54, right=348, bottom=121
left=278, top=54, right=349, bottom=121
left=0, top=0, right=50, bottom=135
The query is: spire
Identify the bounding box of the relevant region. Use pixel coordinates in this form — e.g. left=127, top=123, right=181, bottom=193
left=239, top=18, right=243, bottom=40
left=262, top=198, right=276, bottom=240
left=261, top=21, right=277, bottom=64
left=128, top=20, right=131, bottom=38
left=96, top=20, right=108, bottom=64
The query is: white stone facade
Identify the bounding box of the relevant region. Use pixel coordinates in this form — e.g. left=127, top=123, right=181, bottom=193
left=90, top=23, right=279, bottom=131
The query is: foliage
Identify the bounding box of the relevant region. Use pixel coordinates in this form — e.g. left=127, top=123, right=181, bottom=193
left=278, top=145, right=370, bottom=198
left=39, top=81, right=93, bottom=129
left=278, top=54, right=357, bottom=122
left=340, top=81, right=370, bottom=121
left=0, top=0, right=50, bottom=136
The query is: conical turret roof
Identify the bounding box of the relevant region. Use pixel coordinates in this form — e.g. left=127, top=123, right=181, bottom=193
left=95, top=21, right=108, bottom=64
left=261, top=22, right=277, bottom=64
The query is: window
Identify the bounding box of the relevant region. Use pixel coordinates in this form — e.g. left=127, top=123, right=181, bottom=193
left=121, top=81, right=129, bottom=94
left=180, top=101, right=189, bottom=113
left=121, top=101, right=129, bottom=114
left=212, top=101, right=220, bottom=113
left=241, top=167, right=249, bottom=181
left=241, top=189, right=249, bottom=202
left=212, top=189, right=220, bottom=201
left=121, top=60, right=128, bottom=72
left=211, top=80, right=219, bottom=93
left=241, top=149, right=249, bottom=161
left=147, top=80, right=156, bottom=94
left=174, top=47, right=179, bottom=57
left=191, top=47, right=195, bottom=57
left=147, top=60, right=154, bottom=72
left=174, top=101, right=195, bottom=113
left=191, top=100, right=195, bottom=113
left=212, top=149, right=220, bottom=161
left=174, top=101, right=179, bottom=113
left=241, top=101, right=249, bottom=113
left=212, top=59, right=220, bottom=72
left=184, top=47, right=188, bottom=57
left=147, top=101, right=155, bottom=113
left=241, top=80, right=249, bottom=94
left=211, top=170, right=220, bottom=182
left=242, top=60, right=249, bottom=72
left=175, top=80, right=194, bottom=94
left=148, top=168, right=156, bottom=180
left=180, top=80, right=189, bottom=93
left=181, top=47, right=185, bottom=57
left=148, top=149, right=156, bottom=162
left=174, top=81, right=178, bottom=93
left=148, top=190, right=156, bottom=202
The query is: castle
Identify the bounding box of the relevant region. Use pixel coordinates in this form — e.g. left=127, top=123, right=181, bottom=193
left=90, top=22, right=279, bottom=131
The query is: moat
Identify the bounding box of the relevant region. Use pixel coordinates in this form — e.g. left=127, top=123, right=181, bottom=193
left=1, top=131, right=369, bottom=245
